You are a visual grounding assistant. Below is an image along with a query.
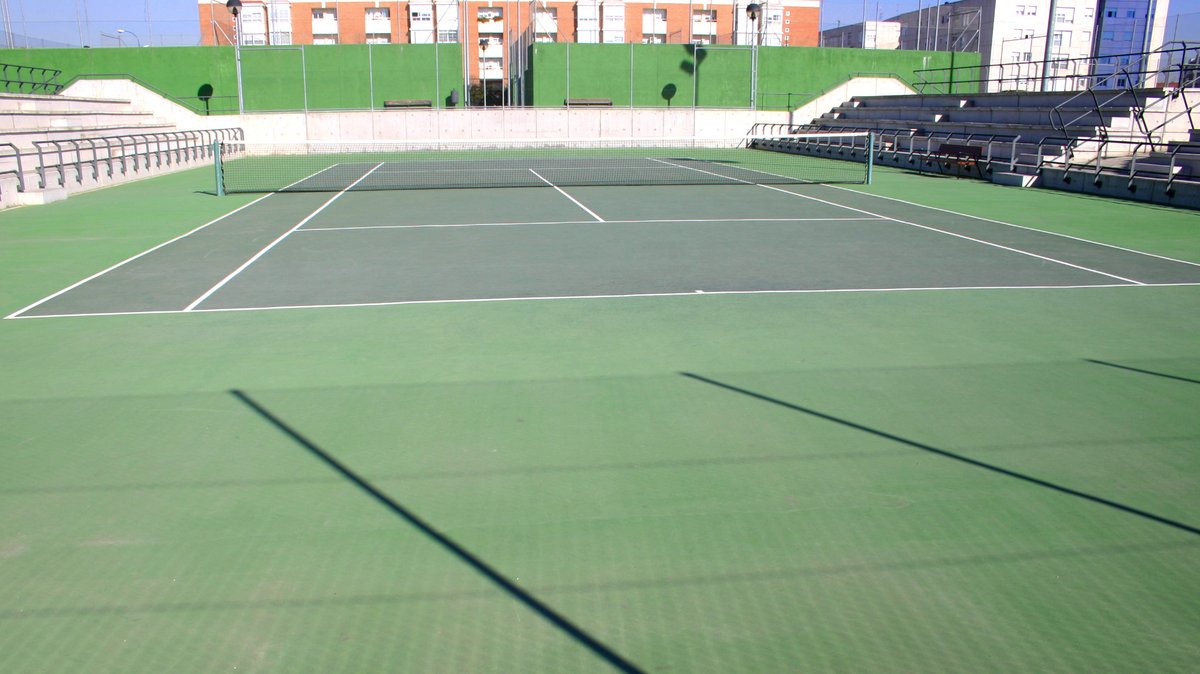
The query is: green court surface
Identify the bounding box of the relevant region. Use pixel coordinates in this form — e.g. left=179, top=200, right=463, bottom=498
left=2, top=164, right=1199, bottom=673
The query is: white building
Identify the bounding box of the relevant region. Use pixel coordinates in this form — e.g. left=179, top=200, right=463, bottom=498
left=820, top=0, right=1172, bottom=92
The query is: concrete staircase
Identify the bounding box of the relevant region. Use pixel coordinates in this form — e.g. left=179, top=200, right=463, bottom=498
left=794, top=87, right=1200, bottom=208
left=0, top=90, right=237, bottom=207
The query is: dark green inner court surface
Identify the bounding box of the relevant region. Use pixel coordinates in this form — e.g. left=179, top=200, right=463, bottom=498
left=2, top=165, right=1199, bottom=673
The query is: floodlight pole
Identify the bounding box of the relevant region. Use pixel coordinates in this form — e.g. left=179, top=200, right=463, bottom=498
left=227, top=0, right=245, bottom=114
left=747, top=3, right=762, bottom=109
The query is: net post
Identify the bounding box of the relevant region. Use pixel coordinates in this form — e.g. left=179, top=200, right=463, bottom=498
left=866, top=132, right=875, bottom=185
left=213, top=140, right=225, bottom=196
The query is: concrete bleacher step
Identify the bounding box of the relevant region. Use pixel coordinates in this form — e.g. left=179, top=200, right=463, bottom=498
left=0, top=92, right=136, bottom=114
left=1, top=110, right=166, bottom=132
left=1, top=123, right=180, bottom=148
left=830, top=106, right=1115, bottom=128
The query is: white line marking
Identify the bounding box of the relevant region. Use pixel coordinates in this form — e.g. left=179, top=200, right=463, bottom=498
left=822, top=184, right=1200, bottom=269
left=529, top=169, right=605, bottom=222
left=4, top=195, right=278, bottom=319
left=652, top=158, right=1146, bottom=285
left=183, top=162, right=385, bottom=311
left=297, top=217, right=884, bottom=232
left=11, top=283, right=1198, bottom=320
left=5, top=163, right=349, bottom=320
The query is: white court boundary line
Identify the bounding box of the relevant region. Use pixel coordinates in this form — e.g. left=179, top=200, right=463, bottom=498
left=184, top=162, right=385, bottom=311
left=298, top=216, right=884, bottom=232
left=4, top=195, right=277, bottom=319
left=529, top=169, right=605, bottom=222
left=10, top=282, right=1199, bottom=320
left=649, top=158, right=1146, bottom=285
left=821, top=183, right=1200, bottom=269
left=4, top=162, right=346, bottom=320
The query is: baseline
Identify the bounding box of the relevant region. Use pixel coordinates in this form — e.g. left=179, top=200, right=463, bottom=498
left=13, top=283, right=1197, bottom=320
left=298, top=217, right=884, bottom=233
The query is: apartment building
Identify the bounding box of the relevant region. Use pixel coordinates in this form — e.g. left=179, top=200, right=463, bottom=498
left=820, top=0, right=1170, bottom=91
left=200, top=0, right=820, bottom=92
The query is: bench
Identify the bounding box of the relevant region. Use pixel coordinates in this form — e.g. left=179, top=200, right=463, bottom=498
left=383, top=99, right=433, bottom=108
left=936, top=142, right=984, bottom=177
left=564, top=98, right=612, bottom=107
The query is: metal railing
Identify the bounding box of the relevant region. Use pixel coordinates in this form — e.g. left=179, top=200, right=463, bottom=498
left=913, top=42, right=1200, bottom=96
left=34, top=128, right=243, bottom=189
left=1038, top=136, right=1198, bottom=192
left=0, top=143, right=26, bottom=192
left=0, top=63, right=64, bottom=94
left=1049, top=42, right=1200, bottom=143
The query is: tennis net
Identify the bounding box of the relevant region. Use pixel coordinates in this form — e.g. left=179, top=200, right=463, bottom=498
left=214, top=133, right=874, bottom=194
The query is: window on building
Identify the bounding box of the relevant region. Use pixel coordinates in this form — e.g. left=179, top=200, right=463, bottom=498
left=1122, top=31, right=1134, bottom=41
left=1126, top=10, right=1136, bottom=18
left=438, top=30, right=458, bottom=42
left=1056, top=7, right=1074, bottom=23
left=535, top=7, right=558, bottom=41
left=312, top=8, right=337, bottom=43
left=643, top=7, right=667, bottom=41
left=1102, top=31, right=1114, bottom=40
left=366, top=34, right=391, bottom=44
left=366, top=8, right=390, bottom=21
left=1105, top=10, right=1116, bottom=18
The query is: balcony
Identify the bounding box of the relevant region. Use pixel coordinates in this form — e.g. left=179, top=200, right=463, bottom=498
left=478, top=9, right=504, bottom=35
left=312, top=18, right=338, bottom=35
left=478, top=38, right=504, bottom=58
left=365, top=18, right=391, bottom=34
left=692, top=19, right=716, bottom=36
left=479, top=59, right=504, bottom=79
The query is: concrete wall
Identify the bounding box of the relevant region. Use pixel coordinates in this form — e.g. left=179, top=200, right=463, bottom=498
left=237, top=107, right=788, bottom=143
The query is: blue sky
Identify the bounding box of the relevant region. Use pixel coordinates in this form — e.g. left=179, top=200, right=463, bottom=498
left=6, top=0, right=1199, bottom=46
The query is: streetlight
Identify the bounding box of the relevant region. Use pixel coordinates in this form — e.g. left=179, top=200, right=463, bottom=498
left=226, top=0, right=244, bottom=114
left=116, top=29, right=141, bottom=47
left=746, top=3, right=762, bottom=109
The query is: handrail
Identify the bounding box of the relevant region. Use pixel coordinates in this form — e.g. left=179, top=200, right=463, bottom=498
left=0, top=63, right=64, bottom=95
left=1048, top=42, right=1200, bottom=143
left=32, top=127, right=243, bottom=189
left=0, top=143, right=25, bottom=191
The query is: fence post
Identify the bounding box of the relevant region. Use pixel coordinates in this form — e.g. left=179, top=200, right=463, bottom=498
left=867, top=132, right=875, bottom=184
left=213, top=141, right=225, bottom=196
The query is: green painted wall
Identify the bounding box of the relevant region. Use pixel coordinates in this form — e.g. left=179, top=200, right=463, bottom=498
left=2, top=44, right=976, bottom=111
left=531, top=44, right=981, bottom=108
left=0, top=47, right=238, bottom=113
left=0, top=44, right=464, bottom=113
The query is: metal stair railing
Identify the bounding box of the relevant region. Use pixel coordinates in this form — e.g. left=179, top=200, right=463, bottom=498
left=33, top=128, right=244, bottom=190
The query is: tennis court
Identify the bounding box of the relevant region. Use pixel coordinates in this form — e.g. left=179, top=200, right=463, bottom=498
left=2, top=144, right=1200, bottom=673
